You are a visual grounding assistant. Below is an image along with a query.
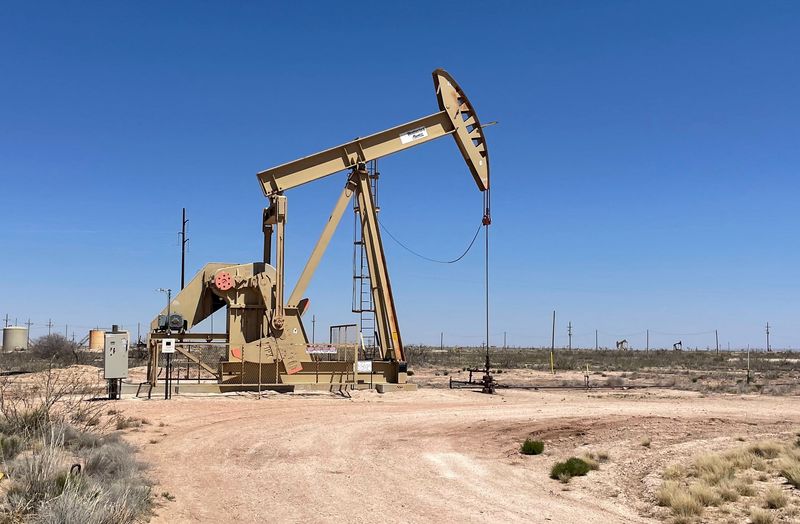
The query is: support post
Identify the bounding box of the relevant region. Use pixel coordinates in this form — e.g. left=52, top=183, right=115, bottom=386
left=355, top=168, right=403, bottom=361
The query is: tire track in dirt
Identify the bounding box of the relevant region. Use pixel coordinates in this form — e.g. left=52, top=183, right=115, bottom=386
left=116, top=389, right=800, bottom=523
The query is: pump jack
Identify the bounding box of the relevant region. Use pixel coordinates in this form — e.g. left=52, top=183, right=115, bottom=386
left=148, top=69, right=490, bottom=391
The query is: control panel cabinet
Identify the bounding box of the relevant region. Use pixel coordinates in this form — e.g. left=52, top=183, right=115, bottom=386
left=104, top=332, right=129, bottom=380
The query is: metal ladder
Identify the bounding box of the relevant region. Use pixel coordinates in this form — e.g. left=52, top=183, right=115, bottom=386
left=352, top=160, right=379, bottom=360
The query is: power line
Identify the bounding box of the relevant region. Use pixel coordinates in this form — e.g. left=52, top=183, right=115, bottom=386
left=378, top=220, right=482, bottom=264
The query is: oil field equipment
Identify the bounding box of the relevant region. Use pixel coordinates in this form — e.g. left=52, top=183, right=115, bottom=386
left=103, top=325, right=129, bottom=400
left=148, top=69, right=490, bottom=392
left=616, top=339, right=629, bottom=351
left=2, top=326, right=28, bottom=352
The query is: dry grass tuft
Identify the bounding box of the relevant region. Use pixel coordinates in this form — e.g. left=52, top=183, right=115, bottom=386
left=762, top=486, right=786, bottom=509
left=670, top=491, right=703, bottom=517
left=716, top=480, right=740, bottom=502
left=663, top=464, right=686, bottom=480
left=656, top=480, right=681, bottom=507
left=748, top=441, right=783, bottom=459
left=779, top=455, right=800, bottom=488
left=749, top=507, right=773, bottom=524
left=688, top=481, right=721, bottom=507
left=694, top=454, right=734, bottom=485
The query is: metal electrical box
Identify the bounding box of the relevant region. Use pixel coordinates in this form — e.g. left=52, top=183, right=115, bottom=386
left=104, top=331, right=129, bottom=380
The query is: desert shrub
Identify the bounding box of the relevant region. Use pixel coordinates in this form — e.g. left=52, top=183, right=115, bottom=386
left=641, top=437, right=651, bottom=448
left=596, top=450, right=610, bottom=462
left=749, top=507, right=774, bottom=524
left=0, top=434, right=24, bottom=460
left=520, top=439, right=544, bottom=455
left=30, top=334, right=83, bottom=363
left=5, top=430, right=67, bottom=510
left=84, top=440, right=141, bottom=480
left=406, top=369, right=415, bottom=377
left=762, top=486, right=786, bottom=508
left=0, top=368, right=151, bottom=522
left=550, top=457, right=591, bottom=482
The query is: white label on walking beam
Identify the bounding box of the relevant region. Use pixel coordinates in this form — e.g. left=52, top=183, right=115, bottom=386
left=400, top=126, right=428, bottom=144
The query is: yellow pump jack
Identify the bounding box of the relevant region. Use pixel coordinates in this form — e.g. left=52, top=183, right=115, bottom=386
left=148, top=69, right=490, bottom=391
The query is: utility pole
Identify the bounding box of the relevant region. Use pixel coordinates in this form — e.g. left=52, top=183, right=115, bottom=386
left=567, top=322, right=572, bottom=350
left=137, top=322, right=141, bottom=345
left=47, top=319, right=53, bottom=336
left=503, top=331, right=507, bottom=349
left=646, top=329, right=649, bottom=351
left=2, top=314, right=8, bottom=327
left=25, top=319, right=33, bottom=347
left=312, top=315, right=316, bottom=344
left=765, top=322, right=770, bottom=352
left=595, top=329, right=598, bottom=351
left=550, top=311, right=556, bottom=374
left=440, top=331, right=444, bottom=351
left=715, top=329, right=719, bottom=354
left=65, top=324, right=68, bottom=338
left=180, top=208, right=189, bottom=290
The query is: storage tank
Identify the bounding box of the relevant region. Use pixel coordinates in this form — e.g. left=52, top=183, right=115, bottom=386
left=3, top=326, right=28, bottom=352
left=88, top=329, right=105, bottom=350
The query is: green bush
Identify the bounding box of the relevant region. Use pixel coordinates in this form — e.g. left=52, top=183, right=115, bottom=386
left=550, top=457, right=592, bottom=481
left=520, top=439, right=544, bottom=455
left=0, top=434, right=24, bottom=459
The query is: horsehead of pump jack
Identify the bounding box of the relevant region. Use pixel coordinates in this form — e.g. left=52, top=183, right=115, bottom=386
left=148, top=69, right=491, bottom=390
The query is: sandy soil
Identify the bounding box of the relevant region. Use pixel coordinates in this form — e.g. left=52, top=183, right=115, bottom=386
left=107, top=386, right=800, bottom=524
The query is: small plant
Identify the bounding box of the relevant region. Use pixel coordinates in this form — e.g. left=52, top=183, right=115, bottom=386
left=550, top=457, right=591, bottom=482
left=162, top=491, right=176, bottom=501
left=748, top=441, right=783, bottom=459
left=763, top=486, right=786, bottom=509
left=520, top=439, right=544, bottom=456
left=115, top=416, right=142, bottom=431
left=780, top=458, right=800, bottom=488
left=596, top=450, right=610, bottom=462
left=735, top=478, right=757, bottom=497
left=580, top=454, right=600, bottom=471
left=749, top=507, right=774, bottom=524
left=662, top=464, right=685, bottom=480
left=669, top=491, right=703, bottom=518
left=688, top=481, right=720, bottom=507
left=0, top=434, right=23, bottom=460
left=716, top=480, right=739, bottom=502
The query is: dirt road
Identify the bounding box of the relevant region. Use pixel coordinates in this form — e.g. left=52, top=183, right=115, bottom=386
left=117, top=388, right=800, bottom=523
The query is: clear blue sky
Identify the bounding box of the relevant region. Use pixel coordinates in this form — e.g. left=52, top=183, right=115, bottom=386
left=1, top=1, right=797, bottom=350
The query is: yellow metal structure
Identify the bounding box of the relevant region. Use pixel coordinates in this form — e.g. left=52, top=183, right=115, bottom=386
left=148, top=69, right=490, bottom=390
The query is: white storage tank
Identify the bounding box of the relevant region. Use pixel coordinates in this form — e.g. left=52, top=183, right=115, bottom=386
left=3, top=326, right=28, bottom=352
